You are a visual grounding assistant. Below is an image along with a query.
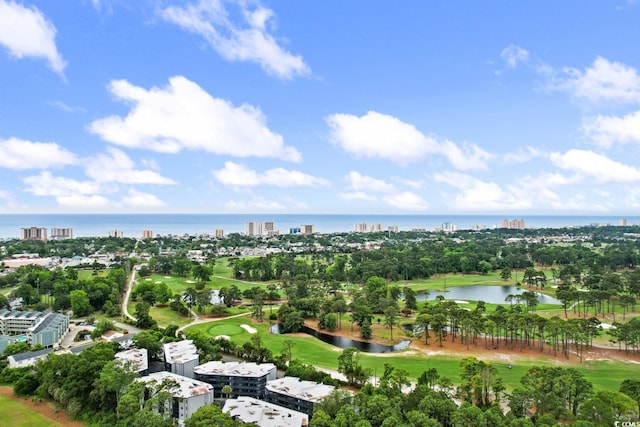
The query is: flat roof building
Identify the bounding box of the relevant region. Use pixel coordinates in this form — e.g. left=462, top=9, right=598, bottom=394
left=50, top=228, right=73, bottom=240
left=135, top=371, right=214, bottom=426
left=115, top=348, right=149, bottom=376
left=163, top=340, right=199, bottom=379
left=194, top=361, right=277, bottom=399
left=265, top=377, right=335, bottom=417
left=20, top=227, right=47, bottom=241
left=223, top=396, right=309, bottom=427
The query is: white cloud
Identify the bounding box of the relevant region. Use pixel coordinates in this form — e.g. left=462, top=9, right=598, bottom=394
left=550, top=149, right=640, bottom=183
left=122, top=189, right=165, bottom=207
left=551, top=57, right=640, bottom=104
left=502, top=146, right=545, bottom=164
left=439, top=140, right=493, bottom=171
left=0, top=137, right=77, bottom=170
left=212, top=161, right=329, bottom=187
left=326, top=111, right=492, bottom=170
left=90, top=76, right=301, bottom=162
left=345, top=171, right=395, bottom=193
left=326, top=111, right=438, bottom=165
left=84, top=147, right=176, bottom=185
left=338, top=191, right=377, bottom=201
left=160, top=0, right=309, bottom=79
left=434, top=171, right=531, bottom=210
left=0, top=0, right=66, bottom=74
left=582, top=110, right=640, bottom=148
left=501, top=44, right=529, bottom=68
left=392, top=177, right=426, bottom=189
left=223, top=197, right=286, bottom=211
left=0, top=189, right=17, bottom=208
left=23, top=171, right=103, bottom=196
left=55, top=194, right=110, bottom=208
left=383, top=191, right=428, bottom=211
left=48, top=100, right=85, bottom=113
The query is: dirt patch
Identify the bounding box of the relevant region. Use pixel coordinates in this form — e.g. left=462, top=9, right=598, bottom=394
left=303, top=319, right=640, bottom=365
left=0, top=386, right=85, bottom=427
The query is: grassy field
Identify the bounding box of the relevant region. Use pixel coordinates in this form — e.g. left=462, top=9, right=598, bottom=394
left=0, top=395, right=66, bottom=427
left=185, top=316, right=639, bottom=392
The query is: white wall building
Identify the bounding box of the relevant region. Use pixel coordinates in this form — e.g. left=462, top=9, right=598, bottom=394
left=135, top=371, right=214, bottom=426
left=223, top=396, right=308, bottom=427
left=163, top=340, right=199, bottom=379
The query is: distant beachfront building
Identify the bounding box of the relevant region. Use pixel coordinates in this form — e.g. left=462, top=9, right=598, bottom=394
left=223, top=396, right=309, bottom=427
left=501, top=219, right=526, bottom=230
left=437, top=222, right=458, bottom=233
left=289, top=227, right=301, bottom=234
left=353, top=223, right=384, bottom=233
left=265, top=376, right=335, bottom=417
left=388, top=225, right=399, bottom=233
left=50, top=228, right=73, bottom=240
left=620, top=218, right=628, bottom=226
left=109, top=229, right=124, bottom=238
left=20, top=227, right=47, bottom=241
left=245, top=222, right=278, bottom=237
left=194, top=361, right=277, bottom=399
left=215, top=229, right=224, bottom=238
left=141, top=229, right=154, bottom=239
left=301, top=224, right=315, bottom=235
left=135, top=371, right=214, bottom=425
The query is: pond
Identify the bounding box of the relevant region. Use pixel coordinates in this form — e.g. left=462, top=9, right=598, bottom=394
left=270, top=324, right=411, bottom=353
left=416, top=285, right=561, bottom=305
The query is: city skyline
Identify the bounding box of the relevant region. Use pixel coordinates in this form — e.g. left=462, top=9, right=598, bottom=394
left=1, top=1, right=640, bottom=215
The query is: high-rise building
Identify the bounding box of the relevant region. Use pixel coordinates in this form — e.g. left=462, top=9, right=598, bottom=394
left=109, top=230, right=124, bottom=238
left=620, top=218, right=628, bottom=226
left=50, top=228, right=73, bottom=240
left=20, top=227, right=47, bottom=241
left=353, top=223, right=384, bottom=233
left=141, top=230, right=154, bottom=239
left=500, top=219, right=526, bottom=230
left=245, top=222, right=278, bottom=236
left=215, top=229, right=224, bottom=238
left=301, top=224, right=315, bottom=235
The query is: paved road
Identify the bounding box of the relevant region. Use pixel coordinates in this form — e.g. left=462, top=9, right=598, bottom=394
left=121, top=265, right=139, bottom=322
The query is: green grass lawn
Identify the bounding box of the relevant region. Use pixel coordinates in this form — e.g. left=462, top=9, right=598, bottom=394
left=0, top=395, right=68, bottom=427
left=185, top=316, right=639, bottom=392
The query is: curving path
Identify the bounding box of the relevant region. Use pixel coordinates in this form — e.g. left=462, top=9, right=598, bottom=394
left=176, top=311, right=251, bottom=336
left=121, top=265, right=139, bottom=322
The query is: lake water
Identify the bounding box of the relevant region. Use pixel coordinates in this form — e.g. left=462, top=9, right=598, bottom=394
left=270, top=324, right=411, bottom=353
left=416, top=285, right=561, bottom=305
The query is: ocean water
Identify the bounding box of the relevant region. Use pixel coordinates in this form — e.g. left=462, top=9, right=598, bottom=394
left=0, top=214, right=635, bottom=239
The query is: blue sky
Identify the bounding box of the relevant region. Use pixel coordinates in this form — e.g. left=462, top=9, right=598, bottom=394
left=2, top=0, right=640, bottom=214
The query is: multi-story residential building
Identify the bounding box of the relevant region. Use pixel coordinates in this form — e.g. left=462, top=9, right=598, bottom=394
left=353, top=223, right=384, bottom=233
left=245, top=222, right=278, bottom=236
left=109, top=229, right=124, bottom=238
left=115, top=348, right=149, bottom=375
left=163, top=340, right=199, bottom=379
left=193, top=361, right=277, bottom=399
left=20, top=227, right=47, bottom=241
left=265, top=376, right=335, bottom=417
left=501, top=219, right=526, bottom=230
left=301, top=224, right=315, bottom=235
left=0, top=310, right=69, bottom=352
left=289, top=227, right=301, bottom=234
left=50, top=228, right=73, bottom=240
left=215, top=229, right=224, bottom=238
left=135, top=371, right=214, bottom=425
left=388, top=225, right=399, bottom=233
left=223, top=396, right=308, bottom=427
left=142, top=229, right=154, bottom=239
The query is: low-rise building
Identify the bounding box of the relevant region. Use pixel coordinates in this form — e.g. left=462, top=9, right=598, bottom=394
left=7, top=348, right=53, bottom=368
left=135, top=371, right=214, bottom=426
left=194, top=361, right=277, bottom=399
left=0, top=310, right=68, bottom=350
left=265, top=377, right=335, bottom=417
left=163, top=340, right=198, bottom=379
left=223, top=396, right=308, bottom=427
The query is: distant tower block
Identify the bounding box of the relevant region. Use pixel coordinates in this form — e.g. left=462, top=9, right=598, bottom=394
left=141, top=229, right=154, bottom=239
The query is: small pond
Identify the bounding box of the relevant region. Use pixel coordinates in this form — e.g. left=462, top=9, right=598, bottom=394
left=270, top=324, right=411, bottom=353
left=416, top=285, right=561, bottom=305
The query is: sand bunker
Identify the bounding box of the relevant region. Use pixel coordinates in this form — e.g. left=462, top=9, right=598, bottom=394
left=454, top=300, right=470, bottom=304
left=240, top=324, right=257, bottom=334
